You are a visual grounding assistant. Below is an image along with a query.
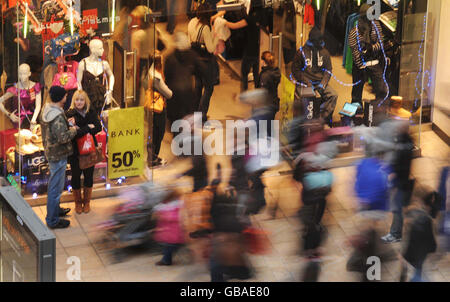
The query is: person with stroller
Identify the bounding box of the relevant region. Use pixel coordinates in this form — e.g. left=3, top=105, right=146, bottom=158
left=66, top=90, right=102, bottom=214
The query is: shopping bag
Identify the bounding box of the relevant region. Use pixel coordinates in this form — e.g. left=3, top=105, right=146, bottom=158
left=242, top=227, right=271, bottom=255
left=77, top=133, right=96, bottom=155
left=79, top=146, right=104, bottom=170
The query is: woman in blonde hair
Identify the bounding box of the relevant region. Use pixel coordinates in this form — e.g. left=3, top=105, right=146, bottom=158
left=66, top=90, right=102, bottom=214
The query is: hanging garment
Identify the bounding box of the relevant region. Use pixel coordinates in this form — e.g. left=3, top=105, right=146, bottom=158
left=80, top=59, right=107, bottom=115
left=304, top=3, right=315, bottom=27
left=6, top=83, right=41, bottom=129
left=343, top=13, right=359, bottom=67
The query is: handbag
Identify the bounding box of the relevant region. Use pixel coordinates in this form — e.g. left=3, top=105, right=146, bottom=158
left=77, top=133, right=96, bottom=155
left=242, top=227, right=271, bottom=255
left=144, top=75, right=165, bottom=113
left=78, top=146, right=104, bottom=170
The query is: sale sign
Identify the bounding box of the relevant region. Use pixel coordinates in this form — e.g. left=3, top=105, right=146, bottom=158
left=107, top=107, right=145, bottom=179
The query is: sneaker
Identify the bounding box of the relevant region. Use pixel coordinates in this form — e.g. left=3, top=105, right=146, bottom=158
left=59, top=207, right=71, bottom=217
left=381, top=233, right=401, bottom=243
left=48, top=219, right=70, bottom=229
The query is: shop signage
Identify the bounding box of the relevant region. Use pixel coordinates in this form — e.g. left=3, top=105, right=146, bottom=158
left=107, top=107, right=144, bottom=179
left=279, top=74, right=296, bottom=135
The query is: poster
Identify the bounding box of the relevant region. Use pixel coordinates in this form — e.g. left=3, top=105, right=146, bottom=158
left=279, top=73, right=296, bottom=139
left=107, top=107, right=145, bottom=179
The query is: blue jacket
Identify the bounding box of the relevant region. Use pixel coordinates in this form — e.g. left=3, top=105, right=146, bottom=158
left=355, top=158, right=390, bottom=211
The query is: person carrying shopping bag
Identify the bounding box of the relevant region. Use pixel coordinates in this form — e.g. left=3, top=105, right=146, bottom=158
left=66, top=90, right=102, bottom=214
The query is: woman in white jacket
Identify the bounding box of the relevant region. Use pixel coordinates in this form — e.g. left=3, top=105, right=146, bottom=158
left=187, top=2, right=221, bottom=122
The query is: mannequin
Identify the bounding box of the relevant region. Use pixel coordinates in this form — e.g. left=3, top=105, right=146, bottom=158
left=0, top=64, right=42, bottom=130
left=77, top=39, right=114, bottom=115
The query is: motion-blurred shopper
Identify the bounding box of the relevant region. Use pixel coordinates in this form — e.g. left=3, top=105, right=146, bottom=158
left=226, top=0, right=262, bottom=92
left=401, top=187, right=439, bottom=282
left=258, top=51, right=281, bottom=128
left=154, top=190, right=186, bottom=266
left=381, top=120, right=415, bottom=243
left=164, top=32, right=207, bottom=130
left=209, top=190, right=252, bottom=282
left=146, top=53, right=173, bottom=167
left=188, top=2, right=221, bottom=122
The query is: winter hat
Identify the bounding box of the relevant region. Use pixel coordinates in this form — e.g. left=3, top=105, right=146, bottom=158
left=49, top=86, right=67, bottom=103
left=308, top=27, right=325, bottom=49
left=308, top=27, right=323, bottom=43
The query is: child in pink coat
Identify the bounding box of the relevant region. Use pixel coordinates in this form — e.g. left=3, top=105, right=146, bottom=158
left=153, top=190, right=185, bottom=265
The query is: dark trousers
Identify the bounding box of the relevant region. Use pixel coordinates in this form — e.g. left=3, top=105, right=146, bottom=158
left=194, top=74, right=214, bottom=121
left=351, top=64, right=388, bottom=104
left=241, top=56, right=259, bottom=92
left=161, top=243, right=182, bottom=264
left=300, top=188, right=328, bottom=251
left=69, top=156, right=95, bottom=190
left=390, top=186, right=408, bottom=238
left=318, top=85, right=338, bottom=123
left=147, top=109, right=166, bottom=163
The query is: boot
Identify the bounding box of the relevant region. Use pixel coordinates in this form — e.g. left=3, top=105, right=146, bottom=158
left=83, top=187, right=93, bottom=214
left=73, top=189, right=83, bottom=214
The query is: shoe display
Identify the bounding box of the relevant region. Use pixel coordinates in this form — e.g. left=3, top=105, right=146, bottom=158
left=381, top=233, right=401, bottom=243
left=48, top=219, right=70, bottom=229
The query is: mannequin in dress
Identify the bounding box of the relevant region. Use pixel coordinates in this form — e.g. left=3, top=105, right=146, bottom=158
left=77, top=39, right=115, bottom=115
left=0, top=64, right=42, bottom=130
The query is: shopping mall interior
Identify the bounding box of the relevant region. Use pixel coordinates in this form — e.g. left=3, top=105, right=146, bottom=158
left=0, top=0, right=448, bottom=282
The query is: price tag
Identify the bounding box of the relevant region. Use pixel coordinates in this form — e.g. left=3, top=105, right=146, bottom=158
left=107, top=107, right=144, bottom=179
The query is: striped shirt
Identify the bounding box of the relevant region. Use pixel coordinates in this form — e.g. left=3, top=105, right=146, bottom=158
left=348, top=20, right=384, bottom=69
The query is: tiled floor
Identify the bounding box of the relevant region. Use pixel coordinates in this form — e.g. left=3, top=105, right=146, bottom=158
left=32, top=129, right=449, bottom=282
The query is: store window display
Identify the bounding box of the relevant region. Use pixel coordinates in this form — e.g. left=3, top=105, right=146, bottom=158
left=348, top=3, right=389, bottom=107
left=77, top=39, right=114, bottom=116
left=292, top=27, right=337, bottom=127
left=0, top=64, right=42, bottom=130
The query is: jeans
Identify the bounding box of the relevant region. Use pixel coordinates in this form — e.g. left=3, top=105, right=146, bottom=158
left=46, top=159, right=68, bottom=227
left=318, top=85, right=338, bottom=123
left=161, top=243, right=181, bottom=264
left=166, top=0, right=178, bottom=33
left=241, top=56, right=259, bottom=92
left=351, top=63, right=388, bottom=104
left=390, top=187, right=407, bottom=238
left=194, top=74, right=214, bottom=121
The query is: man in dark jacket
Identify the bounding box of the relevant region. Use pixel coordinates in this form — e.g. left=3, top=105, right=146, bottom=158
left=382, top=121, right=414, bottom=243
left=402, top=189, right=438, bottom=282
left=292, top=27, right=337, bottom=127
left=258, top=51, right=281, bottom=136
left=41, top=86, right=78, bottom=229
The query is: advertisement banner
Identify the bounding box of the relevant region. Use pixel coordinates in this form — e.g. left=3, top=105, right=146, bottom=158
left=279, top=74, right=296, bottom=139
left=107, top=107, right=144, bottom=179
